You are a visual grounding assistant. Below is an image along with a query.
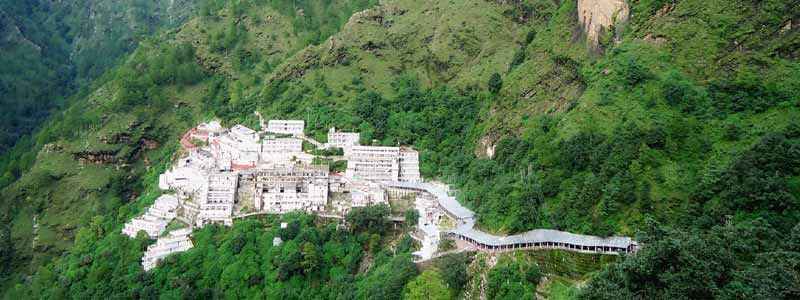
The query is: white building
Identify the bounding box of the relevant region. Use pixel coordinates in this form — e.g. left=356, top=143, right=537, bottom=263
left=267, top=120, right=305, bottom=136
left=209, top=125, right=261, bottom=169
left=142, top=229, right=193, bottom=271
left=345, top=146, right=421, bottom=182
left=196, top=173, right=237, bottom=227
left=349, top=179, right=387, bottom=208
left=146, top=195, right=180, bottom=220
left=230, top=124, right=259, bottom=142
left=326, top=127, right=360, bottom=150
left=398, top=147, right=421, bottom=183
left=122, top=215, right=168, bottom=238
left=261, top=136, right=303, bottom=162
left=159, top=167, right=206, bottom=198
left=345, top=145, right=401, bottom=182
left=254, top=165, right=329, bottom=213
left=122, top=194, right=180, bottom=238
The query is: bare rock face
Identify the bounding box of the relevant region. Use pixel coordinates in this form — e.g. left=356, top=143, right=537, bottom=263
left=577, top=0, right=629, bottom=47
left=475, top=132, right=498, bottom=159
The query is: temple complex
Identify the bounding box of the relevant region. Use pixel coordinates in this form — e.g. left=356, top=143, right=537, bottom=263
left=122, top=118, right=636, bottom=271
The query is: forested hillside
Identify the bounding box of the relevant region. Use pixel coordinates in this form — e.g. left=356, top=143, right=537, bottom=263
left=0, top=0, right=197, bottom=153
left=1, top=0, right=799, bottom=299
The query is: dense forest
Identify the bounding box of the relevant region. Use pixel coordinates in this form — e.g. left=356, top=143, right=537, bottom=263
left=1, top=0, right=799, bottom=299
left=0, top=0, right=201, bottom=153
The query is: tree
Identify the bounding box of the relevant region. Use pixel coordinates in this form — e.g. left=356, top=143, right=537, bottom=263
left=488, top=73, right=503, bottom=94
left=403, top=270, right=452, bottom=300
left=487, top=261, right=539, bottom=300
left=346, top=204, right=390, bottom=234
left=435, top=254, right=468, bottom=293
left=301, top=242, right=320, bottom=275
left=509, top=48, right=526, bottom=70
left=404, top=209, right=419, bottom=227
left=356, top=255, right=418, bottom=300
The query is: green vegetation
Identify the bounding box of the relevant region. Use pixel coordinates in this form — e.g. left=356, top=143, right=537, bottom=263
left=1, top=0, right=799, bottom=299
left=403, top=270, right=452, bottom=300
left=30, top=212, right=419, bottom=300
left=346, top=204, right=391, bottom=234
left=0, top=0, right=198, bottom=153
left=487, top=260, right=541, bottom=299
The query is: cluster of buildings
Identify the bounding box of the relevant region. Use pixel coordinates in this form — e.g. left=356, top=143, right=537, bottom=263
left=120, top=118, right=637, bottom=271
left=122, top=118, right=426, bottom=271
left=121, top=194, right=194, bottom=271
left=141, top=228, right=193, bottom=271
left=122, top=195, right=179, bottom=238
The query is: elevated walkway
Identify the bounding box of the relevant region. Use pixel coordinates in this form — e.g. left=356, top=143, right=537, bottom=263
left=383, top=181, right=638, bottom=255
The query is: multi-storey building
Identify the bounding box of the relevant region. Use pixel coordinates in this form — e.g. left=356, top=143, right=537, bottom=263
left=326, top=127, right=360, bottom=150
left=345, top=145, right=401, bottom=181
left=267, top=120, right=305, bottom=136
left=345, top=146, right=421, bottom=182
left=196, top=173, right=237, bottom=227
left=261, top=136, right=303, bottom=162
left=122, top=215, right=168, bottom=238
left=141, top=229, right=193, bottom=271
left=159, top=166, right=206, bottom=198
left=398, top=147, right=421, bottom=183
left=350, top=180, right=387, bottom=208
left=254, top=165, right=329, bottom=213
left=122, top=194, right=180, bottom=238
left=146, top=195, right=180, bottom=220
left=209, top=125, right=261, bottom=169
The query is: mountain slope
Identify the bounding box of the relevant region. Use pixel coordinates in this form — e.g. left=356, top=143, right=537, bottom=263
left=0, top=0, right=197, bottom=152
left=0, top=0, right=378, bottom=292
left=0, top=0, right=799, bottom=299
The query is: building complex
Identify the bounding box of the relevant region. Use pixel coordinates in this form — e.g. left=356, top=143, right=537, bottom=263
left=121, top=118, right=635, bottom=271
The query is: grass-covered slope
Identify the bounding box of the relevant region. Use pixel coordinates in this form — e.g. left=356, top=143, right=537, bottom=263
left=0, top=0, right=378, bottom=293
left=1, top=0, right=799, bottom=299
left=0, top=0, right=199, bottom=153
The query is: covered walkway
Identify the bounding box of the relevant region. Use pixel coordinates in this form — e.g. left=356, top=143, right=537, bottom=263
left=384, top=181, right=638, bottom=255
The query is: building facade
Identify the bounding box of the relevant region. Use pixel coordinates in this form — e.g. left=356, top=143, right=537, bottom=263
left=267, top=120, right=305, bottom=136
left=345, top=146, right=421, bottom=182
left=261, top=136, right=303, bottom=162
left=141, top=229, right=193, bottom=271
left=254, top=165, right=329, bottom=213
left=399, top=147, right=421, bottom=183
left=326, top=127, right=360, bottom=150
left=196, top=173, right=237, bottom=227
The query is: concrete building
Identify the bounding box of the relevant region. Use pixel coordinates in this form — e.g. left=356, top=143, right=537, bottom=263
left=345, top=146, right=421, bottom=182
left=159, top=167, right=206, bottom=198
left=196, top=173, right=237, bottom=227
left=261, top=136, right=303, bottom=162
left=122, top=194, right=180, bottom=238
left=326, top=127, right=360, bottom=150
left=122, top=215, right=168, bottom=238
left=399, top=147, right=421, bottom=183
left=345, top=145, right=401, bottom=182
left=254, top=165, right=329, bottom=213
left=230, top=125, right=259, bottom=142
left=267, top=120, right=305, bottom=136
left=350, top=180, right=387, bottom=208
left=147, top=195, right=180, bottom=220
left=142, top=229, right=193, bottom=271
left=209, top=125, right=261, bottom=169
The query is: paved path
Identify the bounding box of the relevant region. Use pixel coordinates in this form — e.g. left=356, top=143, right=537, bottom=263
left=297, top=134, right=325, bottom=149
